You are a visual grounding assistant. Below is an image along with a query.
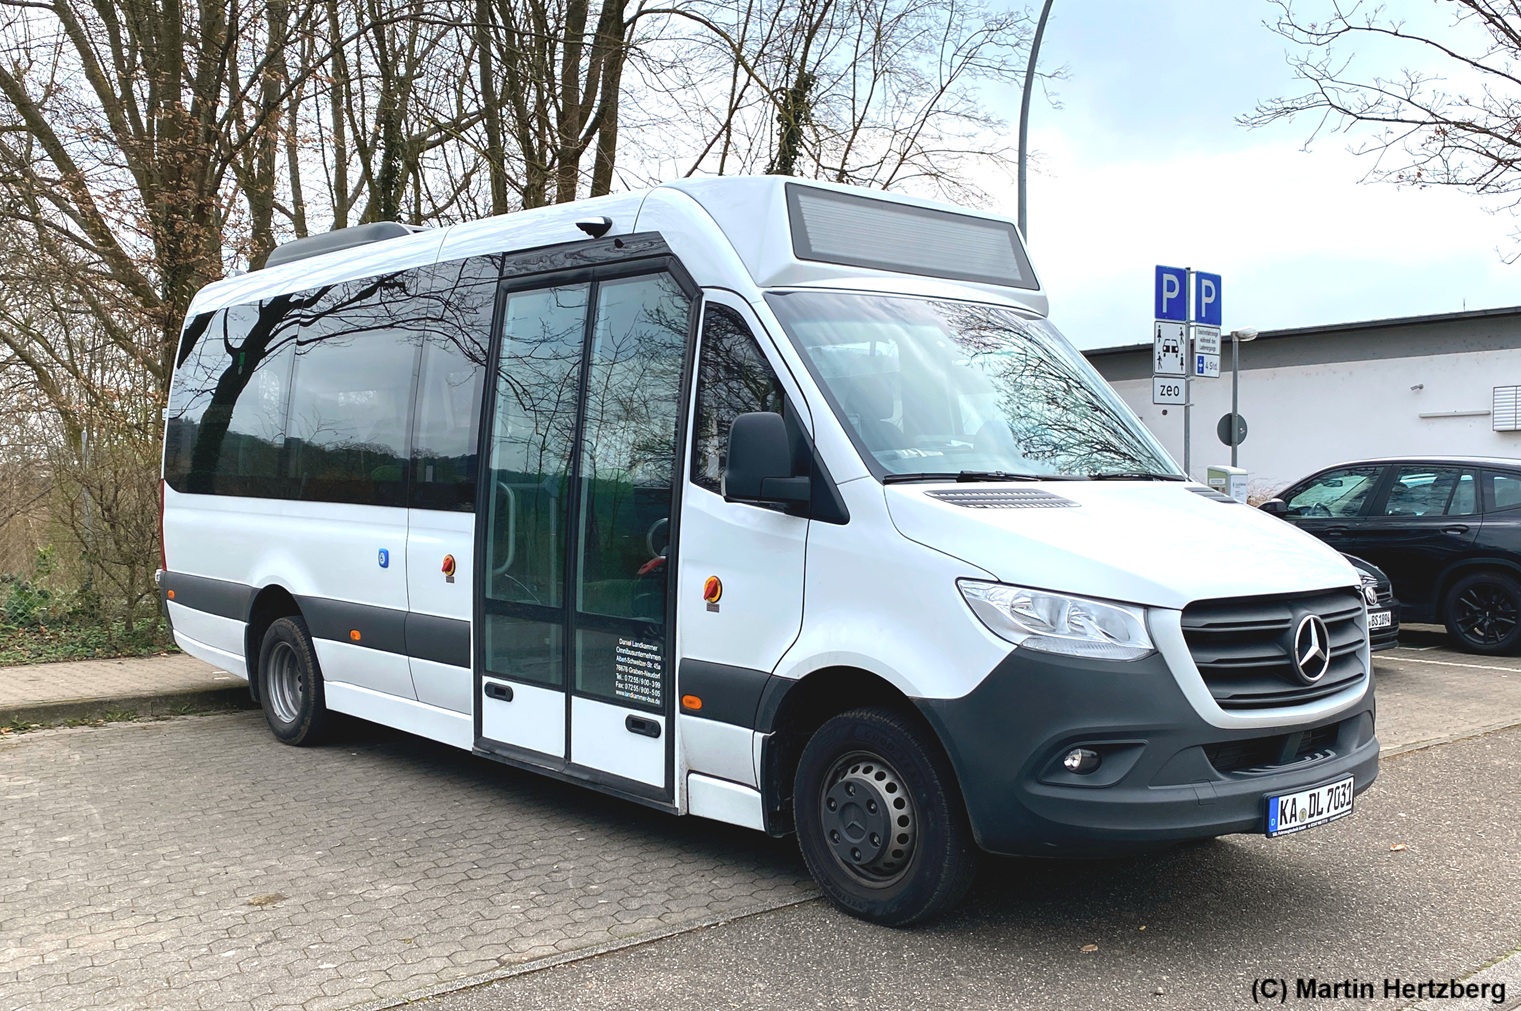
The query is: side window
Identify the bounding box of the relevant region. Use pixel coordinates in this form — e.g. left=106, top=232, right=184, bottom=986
left=164, top=301, right=296, bottom=497
left=1381, top=466, right=1472, bottom=518
left=410, top=257, right=497, bottom=511
left=286, top=273, right=424, bottom=507
left=690, top=304, right=786, bottom=494
left=1486, top=470, right=1521, bottom=512
left=1285, top=466, right=1382, bottom=518
left=1447, top=471, right=1477, bottom=516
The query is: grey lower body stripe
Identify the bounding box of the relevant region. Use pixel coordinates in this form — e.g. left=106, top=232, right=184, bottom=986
left=161, top=570, right=469, bottom=668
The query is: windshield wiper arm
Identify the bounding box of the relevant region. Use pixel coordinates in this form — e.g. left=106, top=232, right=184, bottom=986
left=1086, top=471, right=1186, bottom=481
left=881, top=470, right=1064, bottom=484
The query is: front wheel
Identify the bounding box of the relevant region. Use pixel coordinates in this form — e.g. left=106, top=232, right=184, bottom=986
left=259, top=616, right=333, bottom=745
left=793, top=708, right=977, bottom=926
left=1444, top=571, right=1521, bottom=655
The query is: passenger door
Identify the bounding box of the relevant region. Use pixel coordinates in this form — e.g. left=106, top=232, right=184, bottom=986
left=475, top=267, right=693, bottom=797
left=1280, top=464, right=1387, bottom=552
left=1352, top=465, right=1480, bottom=615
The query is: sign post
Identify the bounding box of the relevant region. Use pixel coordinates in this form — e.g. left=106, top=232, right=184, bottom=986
left=1153, top=266, right=1222, bottom=478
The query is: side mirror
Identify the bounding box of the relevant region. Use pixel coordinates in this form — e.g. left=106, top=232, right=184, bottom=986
left=1258, top=498, right=1289, bottom=518
left=724, top=412, right=810, bottom=506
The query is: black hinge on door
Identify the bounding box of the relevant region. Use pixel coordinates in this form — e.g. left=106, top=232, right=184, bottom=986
left=625, top=715, right=661, bottom=738
left=484, top=682, right=514, bottom=702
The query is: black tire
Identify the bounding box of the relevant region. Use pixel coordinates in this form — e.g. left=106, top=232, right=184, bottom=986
left=1444, top=571, right=1521, bottom=655
left=258, top=616, right=333, bottom=745
left=793, top=707, right=977, bottom=926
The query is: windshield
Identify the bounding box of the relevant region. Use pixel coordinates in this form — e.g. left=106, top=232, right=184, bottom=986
left=765, top=290, right=1180, bottom=481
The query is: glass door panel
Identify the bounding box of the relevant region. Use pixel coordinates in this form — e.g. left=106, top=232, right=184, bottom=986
left=479, top=283, right=588, bottom=757
left=572, top=274, right=689, bottom=705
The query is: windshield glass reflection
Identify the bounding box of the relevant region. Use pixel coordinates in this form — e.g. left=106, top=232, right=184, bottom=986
left=765, top=291, right=1179, bottom=481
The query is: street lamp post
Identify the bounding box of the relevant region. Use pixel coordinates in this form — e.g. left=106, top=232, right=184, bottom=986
left=1017, top=0, right=1054, bottom=240
left=1229, top=327, right=1258, bottom=467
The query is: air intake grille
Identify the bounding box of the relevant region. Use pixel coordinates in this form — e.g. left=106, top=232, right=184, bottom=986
left=1181, top=589, right=1367, bottom=710
left=925, top=489, right=1078, bottom=510
left=1187, top=486, right=1237, bottom=503
left=1203, top=722, right=1343, bottom=775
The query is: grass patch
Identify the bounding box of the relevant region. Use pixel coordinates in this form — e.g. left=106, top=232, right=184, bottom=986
left=0, top=618, right=176, bottom=665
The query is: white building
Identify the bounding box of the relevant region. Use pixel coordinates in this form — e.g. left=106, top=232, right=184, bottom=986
left=1084, top=306, right=1521, bottom=498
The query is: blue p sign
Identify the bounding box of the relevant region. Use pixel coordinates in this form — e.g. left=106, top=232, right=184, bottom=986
left=1194, top=272, right=1222, bottom=326
left=1155, top=265, right=1187, bottom=322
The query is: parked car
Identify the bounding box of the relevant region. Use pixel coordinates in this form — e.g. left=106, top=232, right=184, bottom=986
left=1343, top=553, right=1399, bottom=651
left=1262, top=457, right=1521, bottom=655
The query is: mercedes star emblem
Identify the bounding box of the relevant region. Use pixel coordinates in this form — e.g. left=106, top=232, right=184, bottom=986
left=1293, top=614, right=1332, bottom=684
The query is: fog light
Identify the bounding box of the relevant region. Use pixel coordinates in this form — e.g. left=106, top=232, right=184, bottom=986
left=1062, top=748, right=1101, bottom=774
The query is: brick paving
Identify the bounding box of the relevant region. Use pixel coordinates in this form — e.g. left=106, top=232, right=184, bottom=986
left=1, top=631, right=1519, bottom=1011
left=0, top=713, right=814, bottom=1011
left=0, top=654, right=237, bottom=715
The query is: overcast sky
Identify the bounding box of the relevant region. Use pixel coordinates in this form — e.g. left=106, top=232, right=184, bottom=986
left=985, top=1, right=1517, bottom=351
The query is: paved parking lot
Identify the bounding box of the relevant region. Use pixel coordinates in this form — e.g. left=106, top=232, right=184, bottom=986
left=3, top=630, right=1520, bottom=1011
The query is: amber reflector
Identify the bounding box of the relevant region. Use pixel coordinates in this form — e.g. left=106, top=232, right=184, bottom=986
left=349, top=629, right=362, bottom=641
left=681, top=694, right=702, bottom=711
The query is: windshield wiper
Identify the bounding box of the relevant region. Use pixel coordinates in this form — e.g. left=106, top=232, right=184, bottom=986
left=882, top=470, right=1065, bottom=484
left=1085, top=471, right=1186, bottom=481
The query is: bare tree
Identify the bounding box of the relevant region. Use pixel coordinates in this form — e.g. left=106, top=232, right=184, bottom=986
left=1245, top=2, right=1521, bottom=212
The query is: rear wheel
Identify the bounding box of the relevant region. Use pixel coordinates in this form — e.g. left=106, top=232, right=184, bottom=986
left=259, top=616, right=333, bottom=745
left=793, top=707, right=977, bottom=926
left=1444, top=571, right=1521, bottom=655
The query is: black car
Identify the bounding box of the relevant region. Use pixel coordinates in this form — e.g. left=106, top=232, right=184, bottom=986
left=1263, top=456, right=1521, bottom=655
left=1343, top=553, right=1399, bottom=651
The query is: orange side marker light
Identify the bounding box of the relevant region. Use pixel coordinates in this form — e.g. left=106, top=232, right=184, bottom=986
left=681, top=694, right=703, bottom=712
left=349, top=629, right=362, bottom=642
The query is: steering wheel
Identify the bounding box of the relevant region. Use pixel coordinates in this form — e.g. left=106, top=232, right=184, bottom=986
left=1304, top=502, right=1332, bottom=518
left=646, top=517, right=670, bottom=558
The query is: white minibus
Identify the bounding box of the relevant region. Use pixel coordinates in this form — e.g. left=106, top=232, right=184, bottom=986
left=161, top=177, right=1378, bottom=925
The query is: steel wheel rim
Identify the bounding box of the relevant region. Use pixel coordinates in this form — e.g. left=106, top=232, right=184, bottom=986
left=818, top=750, right=918, bottom=887
left=1455, top=583, right=1519, bottom=646
left=266, top=641, right=304, bottom=724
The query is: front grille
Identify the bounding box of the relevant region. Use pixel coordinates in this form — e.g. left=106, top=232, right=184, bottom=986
left=1181, top=589, right=1368, bottom=710
left=1203, top=722, right=1343, bottom=775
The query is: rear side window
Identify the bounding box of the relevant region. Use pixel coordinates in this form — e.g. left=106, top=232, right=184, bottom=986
left=165, top=300, right=300, bottom=496
left=1485, top=470, right=1521, bottom=512
left=165, top=258, right=499, bottom=506
left=1380, top=466, right=1475, bottom=518
left=285, top=273, right=422, bottom=506
left=689, top=304, right=786, bottom=494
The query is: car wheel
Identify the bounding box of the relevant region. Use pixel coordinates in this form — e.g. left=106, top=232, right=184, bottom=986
left=793, top=707, right=977, bottom=926
left=1444, top=571, right=1521, bottom=655
left=259, top=616, right=333, bottom=745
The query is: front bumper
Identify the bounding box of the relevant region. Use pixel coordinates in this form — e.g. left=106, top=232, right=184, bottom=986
left=916, top=649, right=1378, bottom=857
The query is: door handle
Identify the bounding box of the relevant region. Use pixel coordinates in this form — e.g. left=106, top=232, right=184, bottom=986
left=1322, top=526, right=1349, bottom=535
left=1441, top=524, right=1470, bottom=535
left=625, top=715, right=661, bottom=738
left=484, top=682, right=514, bottom=702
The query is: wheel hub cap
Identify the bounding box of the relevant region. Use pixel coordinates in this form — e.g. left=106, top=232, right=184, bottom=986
left=820, top=756, right=917, bottom=881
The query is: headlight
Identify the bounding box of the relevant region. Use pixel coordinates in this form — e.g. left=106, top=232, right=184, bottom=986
left=957, top=580, right=1154, bottom=661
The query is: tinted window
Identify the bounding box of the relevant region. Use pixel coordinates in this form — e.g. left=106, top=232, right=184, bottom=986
left=1381, top=466, right=1474, bottom=518
left=690, top=305, right=786, bottom=494
left=1285, top=466, right=1382, bottom=518
left=165, top=299, right=302, bottom=496
left=286, top=274, right=427, bottom=506
left=1485, top=470, right=1521, bottom=512
left=166, top=261, right=499, bottom=506
left=411, top=257, right=498, bottom=511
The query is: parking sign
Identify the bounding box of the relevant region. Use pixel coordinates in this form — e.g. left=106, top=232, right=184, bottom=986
left=1194, top=272, right=1222, bottom=327
left=1155, top=266, right=1187, bottom=322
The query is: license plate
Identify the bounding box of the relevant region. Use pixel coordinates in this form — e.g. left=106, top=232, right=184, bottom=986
left=1368, top=609, right=1392, bottom=629
left=1266, top=776, right=1354, bottom=837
